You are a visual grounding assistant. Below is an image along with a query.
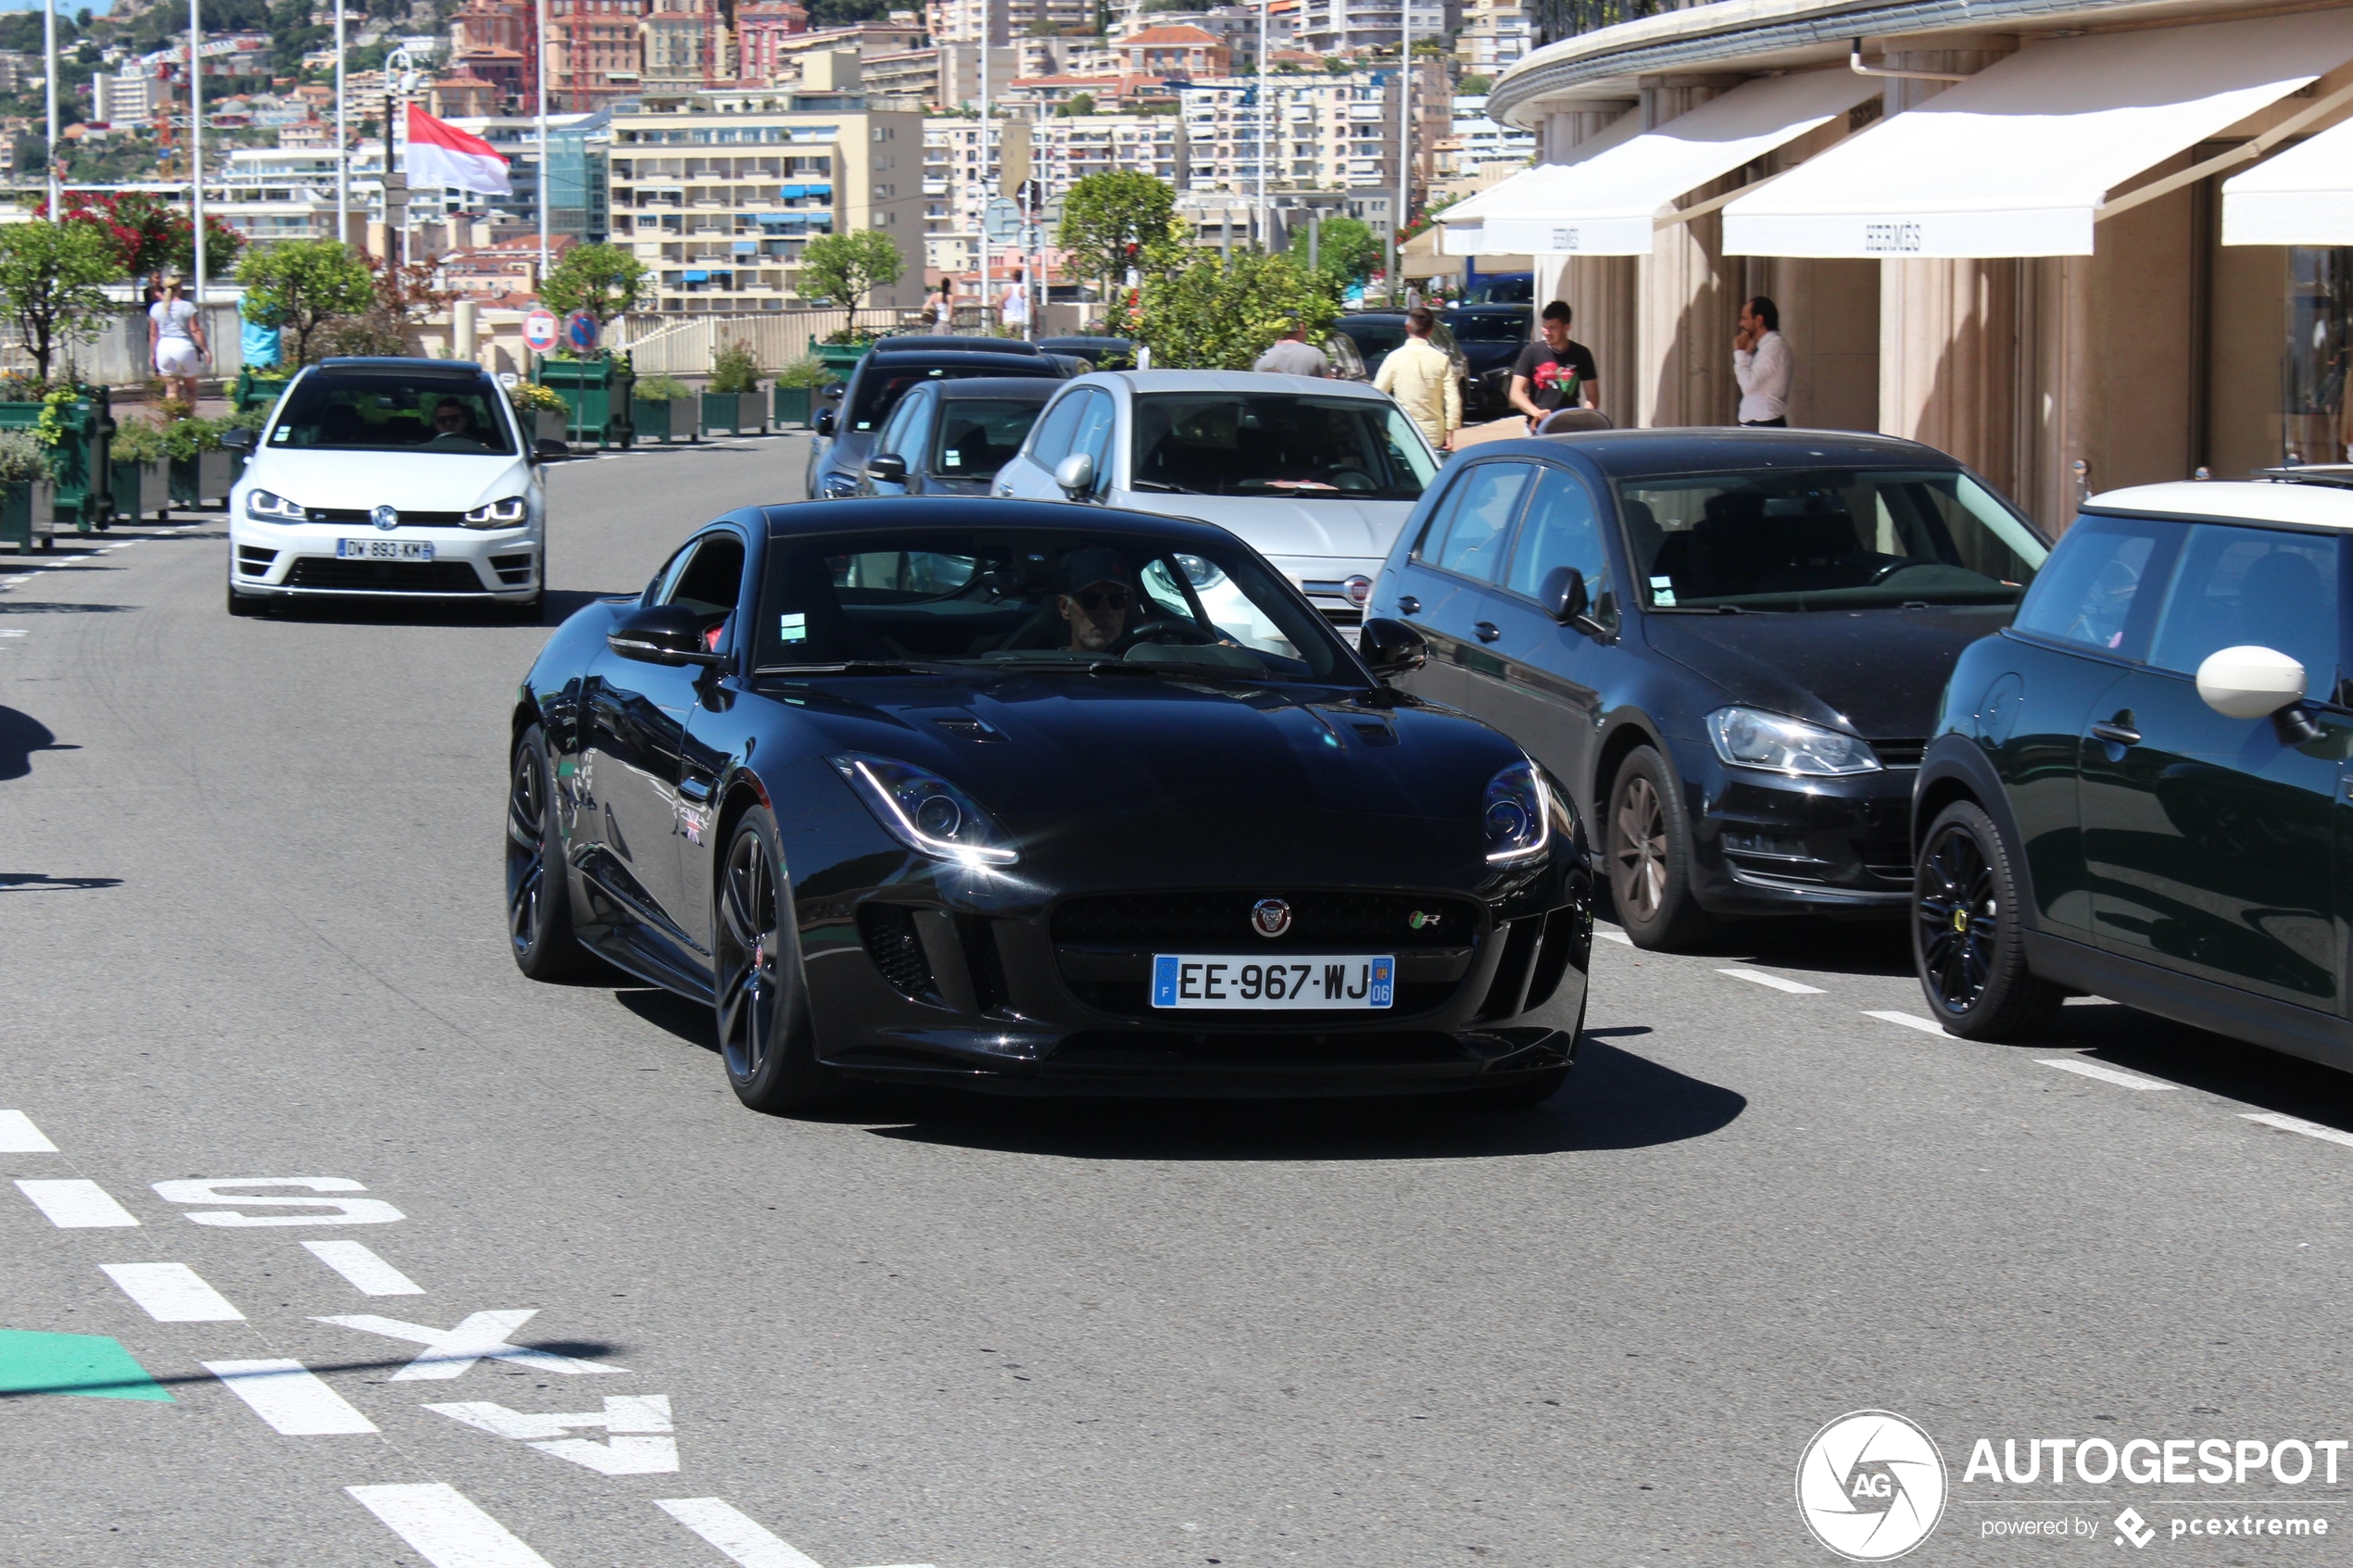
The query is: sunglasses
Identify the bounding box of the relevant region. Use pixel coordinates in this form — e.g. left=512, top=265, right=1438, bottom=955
left=1073, top=589, right=1129, bottom=612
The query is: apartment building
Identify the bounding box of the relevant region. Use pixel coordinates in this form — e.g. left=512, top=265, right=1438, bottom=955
left=547, top=0, right=648, bottom=110
left=641, top=0, right=734, bottom=94
left=610, top=90, right=925, bottom=312
left=736, top=1, right=812, bottom=84
left=1181, top=71, right=1398, bottom=192
left=1295, top=0, right=1450, bottom=57
left=1453, top=0, right=1530, bottom=75
left=922, top=109, right=1181, bottom=276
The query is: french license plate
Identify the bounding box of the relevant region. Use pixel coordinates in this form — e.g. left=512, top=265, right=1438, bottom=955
left=1151, top=955, right=1395, bottom=1010
left=335, top=538, right=434, bottom=561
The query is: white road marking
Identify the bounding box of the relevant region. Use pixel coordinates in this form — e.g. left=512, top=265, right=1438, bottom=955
left=346, top=1484, right=555, bottom=1568
left=101, top=1261, right=245, bottom=1322
left=2036, top=1057, right=2177, bottom=1091
left=1598, top=929, right=1634, bottom=946
left=2243, top=1111, right=2353, bottom=1148
left=1718, top=967, right=1825, bottom=995
left=314, top=1308, right=625, bottom=1380
left=304, top=1237, right=425, bottom=1295
left=153, top=1175, right=404, bottom=1226
left=1862, top=1010, right=1950, bottom=1037
left=658, top=1499, right=827, bottom=1568
left=0, top=628, right=27, bottom=637
left=0, top=1109, right=57, bottom=1150
left=17, top=1177, right=139, bottom=1227
left=429, top=1394, right=678, bottom=1474
left=204, top=1359, right=379, bottom=1434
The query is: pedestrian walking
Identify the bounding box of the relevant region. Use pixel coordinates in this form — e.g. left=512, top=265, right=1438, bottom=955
left=1373, top=306, right=1462, bottom=451
left=1509, top=300, right=1600, bottom=424
left=1734, top=295, right=1793, bottom=427
left=1000, top=270, right=1031, bottom=335
left=149, top=277, right=207, bottom=406
left=1252, top=320, right=1329, bottom=377
left=930, top=282, right=956, bottom=331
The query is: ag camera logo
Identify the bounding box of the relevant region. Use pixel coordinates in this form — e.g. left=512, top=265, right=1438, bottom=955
left=1797, top=1411, right=1948, bottom=1561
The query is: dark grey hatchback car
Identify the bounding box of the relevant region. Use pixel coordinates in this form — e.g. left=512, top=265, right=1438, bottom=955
left=1363, top=430, right=2051, bottom=948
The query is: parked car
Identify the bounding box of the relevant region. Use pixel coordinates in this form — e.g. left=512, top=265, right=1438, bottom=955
left=1457, top=272, right=1534, bottom=306
left=1361, top=428, right=2051, bottom=948
left=1443, top=305, right=1534, bottom=418
left=858, top=379, right=1058, bottom=496
left=806, top=345, right=1070, bottom=500
left=1328, top=311, right=1471, bottom=390
left=1038, top=335, right=1136, bottom=368
left=992, top=370, right=1441, bottom=625
left=224, top=357, right=559, bottom=618
left=507, top=497, right=1592, bottom=1110
left=1911, top=474, right=2353, bottom=1060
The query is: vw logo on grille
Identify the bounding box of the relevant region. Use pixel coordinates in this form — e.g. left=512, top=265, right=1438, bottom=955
left=1251, top=898, right=1292, bottom=939
left=371, top=505, right=399, bottom=532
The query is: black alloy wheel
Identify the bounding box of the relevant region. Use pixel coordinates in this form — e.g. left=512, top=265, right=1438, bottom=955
left=1911, top=800, right=2061, bottom=1039
left=506, top=723, right=590, bottom=981
left=713, top=809, right=838, bottom=1114
left=1605, top=746, right=1713, bottom=950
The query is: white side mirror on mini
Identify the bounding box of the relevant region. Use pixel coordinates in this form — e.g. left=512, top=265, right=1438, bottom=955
left=1053, top=452, right=1095, bottom=497
left=2196, top=645, right=2307, bottom=719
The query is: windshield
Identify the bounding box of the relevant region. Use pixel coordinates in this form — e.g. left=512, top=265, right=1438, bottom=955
left=849, top=363, right=1053, bottom=433
left=1131, top=392, right=1435, bottom=502
left=268, top=372, right=516, bottom=455
left=932, top=399, right=1044, bottom=481
left=1617, top=468, right=2047, bottom=611
left=754, top=526, right=1353, bottom=683
left=1449, top=313, right=1531, bottom=344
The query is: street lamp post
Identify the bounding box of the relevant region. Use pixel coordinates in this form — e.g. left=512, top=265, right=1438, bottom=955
left=43, top=0, right=58, bottom=218
left=1390, top=0, right=1409, bottom=305
left=334, top=0, right=348, bottom=244
left=190, top=0, right=206, bottom=313
left=536, top=0, right=550, bottom=282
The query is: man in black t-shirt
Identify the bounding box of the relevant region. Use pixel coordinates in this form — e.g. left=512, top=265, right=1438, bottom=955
left=1509, top=299, right=1600, bottom=423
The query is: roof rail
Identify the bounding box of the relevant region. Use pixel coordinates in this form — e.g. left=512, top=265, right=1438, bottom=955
left=2255, top=465, right=2353, bottom=490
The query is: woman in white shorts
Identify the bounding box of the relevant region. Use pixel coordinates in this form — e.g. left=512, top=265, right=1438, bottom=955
left=149, top=277, right=207, bottom=403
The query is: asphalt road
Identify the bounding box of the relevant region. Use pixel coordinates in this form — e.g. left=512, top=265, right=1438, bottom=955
left=6, top=437, right=2353, bottom=1567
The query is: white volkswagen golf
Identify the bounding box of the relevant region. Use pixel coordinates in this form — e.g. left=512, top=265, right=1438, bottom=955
left=225, top=358, right=556, bottom=617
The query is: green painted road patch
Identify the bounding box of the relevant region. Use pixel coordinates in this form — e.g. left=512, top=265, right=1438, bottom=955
left=0, top=1329, right=172, bottom=1400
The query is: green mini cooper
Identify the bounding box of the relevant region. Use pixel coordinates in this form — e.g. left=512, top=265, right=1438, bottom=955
left=1912, top=475, right=2353, bottom=1061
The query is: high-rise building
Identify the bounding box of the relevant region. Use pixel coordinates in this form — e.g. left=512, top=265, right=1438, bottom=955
left=547, top=0, right=648, bottom=110
left=927, top=0, right=1007, bottom=47
left=609, top=87, right=925, bottom=312
left=641, top=0, right=736, bottom=94
left=1295, top=0, right=1449, bottom=57
left=735, top=1, right=811, bottom=84
left=1453, top=0, right=1529, bottom=74
left=449, top=0, right=535, bottom=108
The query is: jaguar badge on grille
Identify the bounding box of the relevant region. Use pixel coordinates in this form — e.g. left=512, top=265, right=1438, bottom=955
left=1251, top=898, right=1291, bottom=938
left=371, top=505, right=400, bottom=532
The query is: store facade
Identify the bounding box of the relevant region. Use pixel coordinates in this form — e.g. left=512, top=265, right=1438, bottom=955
left=1465, top=0, right=2353, bottom=528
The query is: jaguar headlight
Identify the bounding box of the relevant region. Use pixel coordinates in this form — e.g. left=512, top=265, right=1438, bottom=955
left=1483, top=759, right=1551, bottom=864
left=830, top=754, right=1018, bottom=867
left=1706, top=707, right=1881, bottom=776
left=462, top=495, right=530, bottom=528
left=245, top=488, right=306, bottom=523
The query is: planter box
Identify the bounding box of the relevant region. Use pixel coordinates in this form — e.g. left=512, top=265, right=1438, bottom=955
left=109, top=458, right=142, bottom=521
left=167, top=452, right=233, bottom=508
left=631, top=397, right=683, bottom=444
left=772, top=385, right=813, bottom=427
left=535, top=408, right=570, bottom=449
left=535, top=356, right=620, bottom=445
left=142, top=460, right=171, bottom=520
left=0, top=480, right=34, bottom=551
left=700, top=392, right=764, bottom=437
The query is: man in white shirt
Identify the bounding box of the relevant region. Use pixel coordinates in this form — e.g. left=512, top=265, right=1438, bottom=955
left=1000, top=270, right=1031, bottom=336
left=1732, top=295, right=1793, bottom=427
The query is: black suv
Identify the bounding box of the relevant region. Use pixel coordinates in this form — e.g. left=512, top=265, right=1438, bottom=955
left=805, top=342, right=1069, bottom=499
left=1912, top=476, right=2353, bottom=1066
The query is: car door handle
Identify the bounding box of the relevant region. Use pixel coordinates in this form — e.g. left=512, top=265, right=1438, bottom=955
left=1474, top=621, right=1502, bottom=643
left=1396, top=596, right=1420, bottom=615
left=2090, top=720, right=2141, bottom=746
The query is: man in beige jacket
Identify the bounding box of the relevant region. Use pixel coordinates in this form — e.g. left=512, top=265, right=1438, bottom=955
left=1373, top=307, right=1462, bottom=451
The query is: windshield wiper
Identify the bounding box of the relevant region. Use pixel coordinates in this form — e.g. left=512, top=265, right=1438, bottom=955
left=751, top=660, right=937, bottom=677
left=1126, top=479, right=1196, bottom=494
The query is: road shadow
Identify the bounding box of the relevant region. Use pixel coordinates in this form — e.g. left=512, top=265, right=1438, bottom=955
left=0, top=708, right=75, bottom=781
left=0, top=601, right=132, bottom=615
left=0, top=872, right=120, bottom=891
left=1601, top=906, right=1914, bottom=979
left=254, top=587, right=627, bottom=630
left=2020, top=998, right=2353, bottom=1134
left=615, top=985, right=717, bottom=1052
left=859, top=1037, right=1745, bottom=1161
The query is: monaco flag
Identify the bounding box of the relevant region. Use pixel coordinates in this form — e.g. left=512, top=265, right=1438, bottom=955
left=403, top=104, right=511, bottom=196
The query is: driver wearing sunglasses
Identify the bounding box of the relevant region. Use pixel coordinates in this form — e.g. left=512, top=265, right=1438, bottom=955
left=1056, top=546, right=1134, bottom=653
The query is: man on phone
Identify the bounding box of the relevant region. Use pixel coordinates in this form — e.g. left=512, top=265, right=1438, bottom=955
left=1508, top=300, right=1599, bottom=425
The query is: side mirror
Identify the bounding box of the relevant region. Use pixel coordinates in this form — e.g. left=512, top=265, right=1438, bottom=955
left=865, top=452, right=909, bottom=485
left=1537, top=564, right=1609, bottom=634
left=1053, top=451, right=1096, bottom=497
left=820, top=383, right=845, bottom=400
left=219, top=425, right=257, bottom=453
left=2196, top=645, right=2305, bottom=718
left=1359, top=617, right=1428, bottom=679
left=533, top=438, right=569, bottom=462
left=606, top=603, right=724, bottom=668
left=812, top=408, right=837, bottom=437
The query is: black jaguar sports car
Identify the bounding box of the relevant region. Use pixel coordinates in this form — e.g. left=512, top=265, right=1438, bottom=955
left=507, top=498, right=1592, bottom=1112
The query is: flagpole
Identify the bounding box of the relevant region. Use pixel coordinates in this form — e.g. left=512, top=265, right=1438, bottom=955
left=190, top=0, right=206, bottom=320
left=333, top=0, right=347, bottom=244
left=43, top=0, right=57, bottom=217
left=535, top=0, right=549, bottom=283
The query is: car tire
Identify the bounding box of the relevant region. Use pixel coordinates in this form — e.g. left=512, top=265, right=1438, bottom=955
left=1913, top=799, right=2063, bottom=1040
left=714, top=807, right=841, bottom=1115
left=226, top=582, right=262, bottom=616
left=506, top=722, right=594, bottom=982
left=1605, top=746, right=1714, bottom=950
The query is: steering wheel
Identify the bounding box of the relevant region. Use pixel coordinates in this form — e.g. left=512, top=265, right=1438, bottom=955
left=1328, top=467, right=1378, bottom=494
left=1863, top=559, right=1918, bottom=585
left=1111, top=621, right=1217, bottom=655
